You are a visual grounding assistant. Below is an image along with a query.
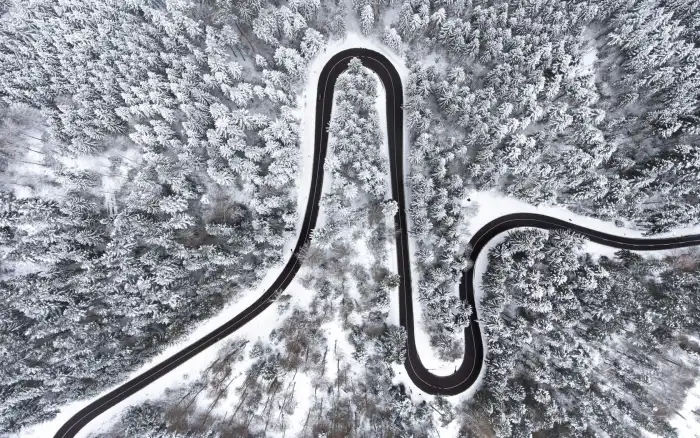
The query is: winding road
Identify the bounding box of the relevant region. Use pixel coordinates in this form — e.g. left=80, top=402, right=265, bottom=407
left=54, top=48, right=700, bottom=437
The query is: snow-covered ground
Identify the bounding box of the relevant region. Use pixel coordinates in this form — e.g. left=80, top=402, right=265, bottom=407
left=374, top=71, right=402, bottom=329
left=468, top=190, right=700, bottom=239
left=8, top=134, right=137, bottom=211
left=670, top=379, right=700, bottom=438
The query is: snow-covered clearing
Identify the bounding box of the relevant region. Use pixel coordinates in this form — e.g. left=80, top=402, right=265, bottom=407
left=374, top=71, right=401, bottom=328
left=468, top=190, right=700, bottom=248
left=8, top=134, right=138, bottom=211
left=671, top=379, right=700, bottom=437
left=577, top=41, right=598, bottom=82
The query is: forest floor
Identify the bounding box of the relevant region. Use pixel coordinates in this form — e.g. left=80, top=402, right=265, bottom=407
left=670, top=379, right=700, bottom=436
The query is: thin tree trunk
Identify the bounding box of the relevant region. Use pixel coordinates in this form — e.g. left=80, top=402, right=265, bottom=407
left=201, top=372, right=237, bottom=424
left=235, top=23, right=256, bottom=54
left=263, top=379, right=280, bottom=434
left=18, top=132, right=43, bottom=141
left=321, top=345, right=328, bottom=376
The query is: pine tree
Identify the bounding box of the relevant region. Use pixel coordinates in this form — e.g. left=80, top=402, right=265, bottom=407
left=360, top=4, right=374, bottom=36
left=382, top=27, right=402, bottom=53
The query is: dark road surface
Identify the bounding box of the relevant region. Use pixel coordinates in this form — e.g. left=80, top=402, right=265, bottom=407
left=54, top=49, right=700, bottom=437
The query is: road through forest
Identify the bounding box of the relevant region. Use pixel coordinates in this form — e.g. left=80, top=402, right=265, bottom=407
left=54, top=49, right=700, bottom=438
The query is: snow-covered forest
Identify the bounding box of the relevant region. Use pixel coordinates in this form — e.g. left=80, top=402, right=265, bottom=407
left=84, top=58, right=423, bottom=438
left=468, top=230, right=700, bottom=436
left=0, top=0, right=323, bottom=431
left=1, top=0, right=700, bottom=436
left=94, top=236, right=700, bottom=437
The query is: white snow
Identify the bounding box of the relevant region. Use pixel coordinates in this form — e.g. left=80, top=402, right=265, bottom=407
left=578, top=47, right=598, bottom=77
left=7, top=134, right=138, bottom=210
left=379, top=3, right=403, bottom=29
left=671, top=379, right=700, bottom=438
left=468, top=190, right=700, bottom=240
left=373, top=70, right=401, bottom=328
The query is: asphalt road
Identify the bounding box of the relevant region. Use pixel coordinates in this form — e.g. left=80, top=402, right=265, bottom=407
left=54, top=49, right=700, bottom=437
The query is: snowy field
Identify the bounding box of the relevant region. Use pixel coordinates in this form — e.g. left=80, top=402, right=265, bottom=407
left=670, top=379, right=700, bottom=438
